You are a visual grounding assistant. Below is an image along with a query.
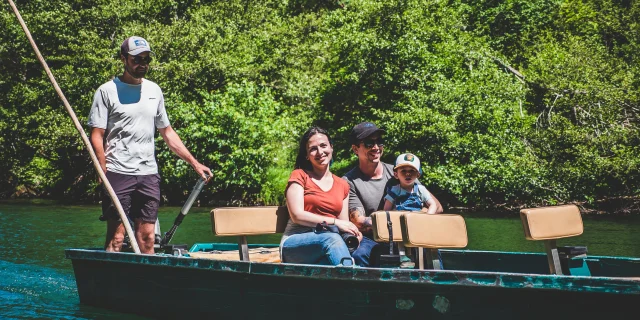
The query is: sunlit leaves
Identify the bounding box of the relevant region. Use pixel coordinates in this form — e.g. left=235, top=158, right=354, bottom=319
left=1, top=0, right=638, bottom=211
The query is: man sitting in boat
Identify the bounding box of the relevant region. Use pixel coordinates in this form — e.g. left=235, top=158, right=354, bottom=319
left=280, top=126, right=362, bottom=265
left=87, top=36, right=212, bottom=254
left=342, top=122, right=443, bottom=267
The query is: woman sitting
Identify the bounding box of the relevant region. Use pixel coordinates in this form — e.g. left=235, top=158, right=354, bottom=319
left=280, top=126, right=362, bottom=266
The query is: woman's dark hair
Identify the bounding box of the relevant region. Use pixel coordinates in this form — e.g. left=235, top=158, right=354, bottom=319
left=294, top=126, right=332, bottom=171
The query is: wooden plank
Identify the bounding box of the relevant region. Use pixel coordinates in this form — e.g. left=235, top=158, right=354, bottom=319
left=188, top=247, right=280, bottom=263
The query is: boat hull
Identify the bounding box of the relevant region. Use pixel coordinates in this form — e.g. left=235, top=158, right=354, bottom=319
left=66, top=248, right=639, bottom=319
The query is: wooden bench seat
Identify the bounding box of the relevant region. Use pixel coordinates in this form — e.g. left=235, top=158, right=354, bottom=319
left=520, top=204, right=587, bottom=275
left=211, top=206, right=289, bottom=262
left=400, top=213, right=468, bottom=269
left=371, top=211, right=406, bottom=242
left=210, top=207, right=468, bottom=270
left=371, top=211, right=468, bottom=269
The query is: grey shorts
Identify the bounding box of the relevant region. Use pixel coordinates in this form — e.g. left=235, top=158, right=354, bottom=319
left=101, top=171, right=161, bottom=223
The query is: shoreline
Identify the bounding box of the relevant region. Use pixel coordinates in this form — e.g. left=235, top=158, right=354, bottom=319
left=1, top=197, right=639, bottom=216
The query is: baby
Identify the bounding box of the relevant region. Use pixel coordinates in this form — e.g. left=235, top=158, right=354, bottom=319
left=383, top=153, right=437, bottom=214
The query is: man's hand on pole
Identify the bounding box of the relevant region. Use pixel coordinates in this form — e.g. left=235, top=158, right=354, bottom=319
left=193, top=162, right=213, bottom=183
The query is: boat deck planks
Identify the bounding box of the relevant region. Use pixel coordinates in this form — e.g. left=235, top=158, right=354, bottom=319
left=187, top=247, right=281, bottom=263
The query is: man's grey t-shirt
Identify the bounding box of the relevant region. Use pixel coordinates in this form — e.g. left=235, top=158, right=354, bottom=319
left=87, top=77, right=170, bottom=175
left=342, top=163, right=397, bottom=216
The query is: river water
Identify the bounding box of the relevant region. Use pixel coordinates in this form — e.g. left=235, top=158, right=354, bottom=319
left=1, top=201, right=638, bottom=319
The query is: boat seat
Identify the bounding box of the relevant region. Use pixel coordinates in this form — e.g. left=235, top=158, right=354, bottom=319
left=371, top=211, right=405, bottom=243
left=400, top=213, right=468, bottom=269
left=370, top=211, right=409, bottom=266
left=520, top=204, right=589, bottom=275
left=211, top=206, right=289, bottom=262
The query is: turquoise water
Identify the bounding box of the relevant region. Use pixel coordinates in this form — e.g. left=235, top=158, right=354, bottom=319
left=0, top=202, right=638, bottom=319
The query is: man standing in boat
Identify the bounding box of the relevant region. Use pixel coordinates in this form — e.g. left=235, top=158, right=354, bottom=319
left=87, top=36, right=212, bottom=254
left=342, top=122, right=443, bottom=266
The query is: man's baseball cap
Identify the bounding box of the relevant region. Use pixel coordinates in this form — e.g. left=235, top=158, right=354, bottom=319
left=120, top=36, right=154, bottom=56
left=350, top=122, right=385, bottom=144
left=394, top=153, right=421, bottom=173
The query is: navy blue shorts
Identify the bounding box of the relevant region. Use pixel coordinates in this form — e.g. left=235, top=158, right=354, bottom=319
left=101, top=171, right=161, bottom=223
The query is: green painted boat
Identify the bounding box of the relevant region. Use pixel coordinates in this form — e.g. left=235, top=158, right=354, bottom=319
left=65, top=244, right=640, bottom=319
left=65, top=205, right=639, bottom=319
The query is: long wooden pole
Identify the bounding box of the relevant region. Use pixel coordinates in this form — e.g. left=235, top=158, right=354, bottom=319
left=7, top=0, right=141, bottom=254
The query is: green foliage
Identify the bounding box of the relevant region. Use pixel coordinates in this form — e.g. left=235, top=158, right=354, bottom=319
left=460, top=0, right=562, bottom=59
left=524, top=34, right=639, bottom=202
left=1, top=0, right=638, bottom=212
left=157, top=81, right=304, bottom=204
left=318, top=0, right=544, bottom=208
left=259, top=165, right=292, bottom=206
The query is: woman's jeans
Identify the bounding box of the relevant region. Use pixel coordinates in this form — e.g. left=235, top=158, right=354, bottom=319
left=282, top=232, right=353, bottom=266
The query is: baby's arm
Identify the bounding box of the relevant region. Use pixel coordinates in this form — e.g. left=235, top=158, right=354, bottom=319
left=418, top=185, right=438, bottom=214
left=384, top=189, right=396, bottom=211
left=424, top=198, right=437, bottom=214
left=383, top=199, right=395, bottom=211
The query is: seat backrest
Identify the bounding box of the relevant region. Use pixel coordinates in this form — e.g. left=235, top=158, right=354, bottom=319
left=371, top=211, right=405, bottom=242
left=211, top=206, right=289, bottom=236
left=520, top=204, right=583, bottom=240
left=400, top=213, right=468, bottom=249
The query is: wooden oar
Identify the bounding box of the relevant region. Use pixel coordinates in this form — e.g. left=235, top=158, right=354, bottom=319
left=6, top=0, right=141, bottom=254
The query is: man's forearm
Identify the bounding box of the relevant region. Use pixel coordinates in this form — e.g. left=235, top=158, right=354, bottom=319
left=161, top=126, right=199, bottom=166
left=170, top=142, right=198, bottom=167
left=349, top=207, right=372, bottom=233
left=159, top=125, right=213, bottom=181
left=90, top=128, right=107, bottom=173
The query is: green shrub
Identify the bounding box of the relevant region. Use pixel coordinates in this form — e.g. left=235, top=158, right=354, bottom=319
left=1, top=0, right=638, bottom=212
left=157, top=81, right=305, bottom=205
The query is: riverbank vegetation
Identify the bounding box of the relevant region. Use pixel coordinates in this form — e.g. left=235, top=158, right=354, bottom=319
left=1, top=0, right=638, bottom=214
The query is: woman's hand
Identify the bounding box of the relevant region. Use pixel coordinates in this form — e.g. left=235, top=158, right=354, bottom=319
left=338, top=196, right=362, bottom=242
left=335, top=219, right=361, bottom=238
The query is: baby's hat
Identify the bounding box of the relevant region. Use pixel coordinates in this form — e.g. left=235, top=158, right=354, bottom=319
left=394, top=153, right=420, bottom=173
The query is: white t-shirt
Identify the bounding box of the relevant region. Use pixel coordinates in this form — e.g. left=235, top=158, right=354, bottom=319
left=87, top=77, right=170, bottom=175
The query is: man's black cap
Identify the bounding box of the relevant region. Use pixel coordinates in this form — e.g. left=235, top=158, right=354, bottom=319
left=350, top=122, right=385, bottom=144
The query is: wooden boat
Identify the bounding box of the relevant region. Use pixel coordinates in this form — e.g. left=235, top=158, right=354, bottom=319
left=65, top=205, right=640, bottom=319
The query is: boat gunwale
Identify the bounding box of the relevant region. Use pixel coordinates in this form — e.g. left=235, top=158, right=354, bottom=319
left=65, top=248, right=640, bottom=295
